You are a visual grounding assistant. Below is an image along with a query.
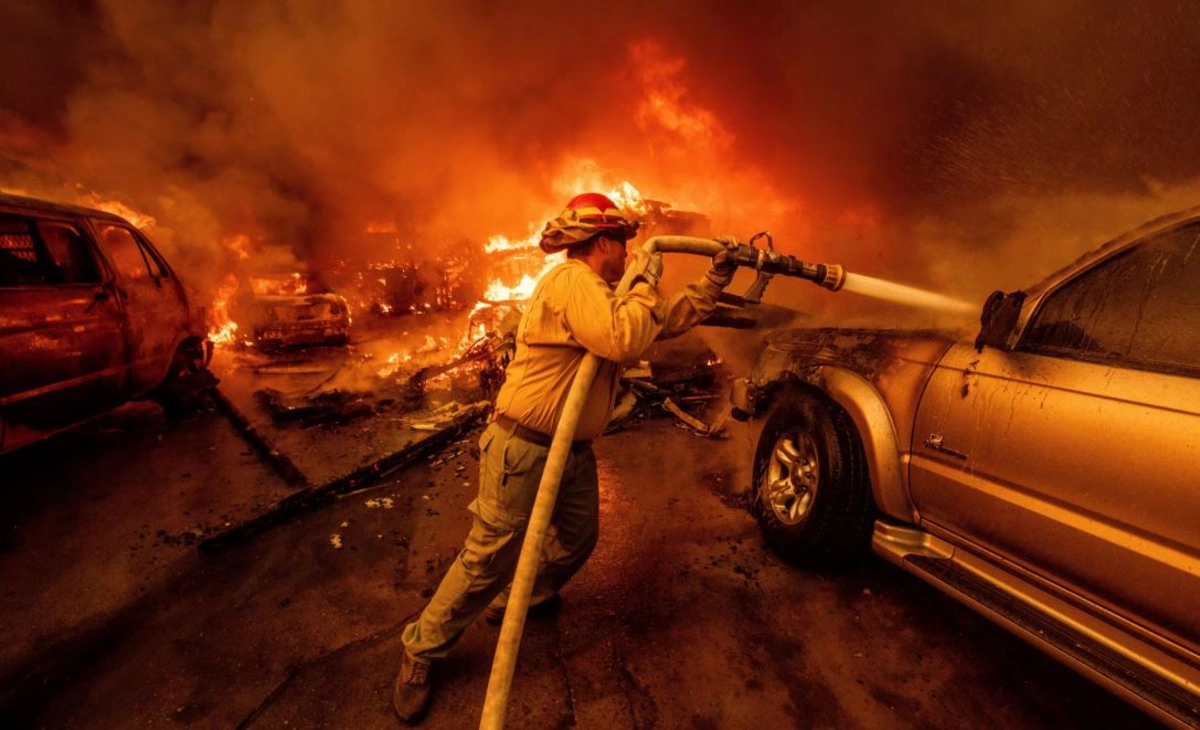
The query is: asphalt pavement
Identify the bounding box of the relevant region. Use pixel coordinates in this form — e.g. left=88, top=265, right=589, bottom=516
left=0, top=398, right=1160, bottom=729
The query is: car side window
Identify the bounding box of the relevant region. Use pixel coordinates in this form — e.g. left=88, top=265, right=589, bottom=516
left=1020, top=221, right=1200, bottom=375
left=37, top=222, right=102, bottom=284
left=94, top=223, right=153, bottom=281
left=133, top=231, right=171, bottom=279
left=0, top=215, right=55, bottom=286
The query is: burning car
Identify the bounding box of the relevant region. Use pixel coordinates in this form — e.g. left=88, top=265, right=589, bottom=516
left=0, top=192, right=210, bottom=455
left=731, top=209, right=1200, bottom=727
left=232, top=272, right=351, bottom=350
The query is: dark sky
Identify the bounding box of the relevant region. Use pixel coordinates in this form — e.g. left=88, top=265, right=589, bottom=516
left=2, top=0, right=1199, bottom=301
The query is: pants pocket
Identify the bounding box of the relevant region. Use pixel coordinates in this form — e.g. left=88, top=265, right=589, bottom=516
left=477, top=427, right=548, bottom=528
left=473, top=425, right=539, bottom=529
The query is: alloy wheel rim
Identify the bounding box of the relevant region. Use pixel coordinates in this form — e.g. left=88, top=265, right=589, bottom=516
left=765, top=429, right=820, bottom=526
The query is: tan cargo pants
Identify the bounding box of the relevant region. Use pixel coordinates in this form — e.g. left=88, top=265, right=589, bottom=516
left=401, top=419, right=599, bottom=661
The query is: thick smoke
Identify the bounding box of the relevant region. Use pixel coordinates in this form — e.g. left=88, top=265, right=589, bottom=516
left=2, top=0, right=1200, bottom=317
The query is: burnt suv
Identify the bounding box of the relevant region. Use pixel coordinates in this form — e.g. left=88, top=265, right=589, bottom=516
left=0, top=193, right=209, bottom=455
left=732, top=209, right=1200, bottom=728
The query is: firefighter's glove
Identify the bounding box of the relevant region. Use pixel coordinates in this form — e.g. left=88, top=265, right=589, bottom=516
left=707, top=235, right=740, bottom=287
left=633, top=250, right=664, bottom=289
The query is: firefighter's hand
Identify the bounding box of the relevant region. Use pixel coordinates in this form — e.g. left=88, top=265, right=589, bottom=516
left=708, top=235, right=740, bottom=285
left=634, top=250, right=664, bottom=289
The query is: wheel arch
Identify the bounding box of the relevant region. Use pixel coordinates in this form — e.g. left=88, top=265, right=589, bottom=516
left=757, top=368, right=915, bottom=524
left=151, top=333, right=209, bottom=392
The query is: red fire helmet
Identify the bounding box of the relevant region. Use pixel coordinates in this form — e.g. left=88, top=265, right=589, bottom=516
left=539, top=192, right=640, bottom=253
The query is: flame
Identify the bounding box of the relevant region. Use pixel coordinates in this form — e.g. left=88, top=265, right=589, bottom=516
left=485, top=230, right=540, bottom=253
left=478, top=171, right=649, bottom=304
left=77, top=193, right=157, bottom=230
left=630, top=40, right=733, bottom=154
left=250, top=272, right=308, bottom=296
left=223, top=233, right=252, bottom=260
left=377, top=351, right=411, bottom=378
left=207, top=274, right=241, bottom=347
left=550, top=161, right=653, bottom=215
left=482, top=254, right=562, bottom=301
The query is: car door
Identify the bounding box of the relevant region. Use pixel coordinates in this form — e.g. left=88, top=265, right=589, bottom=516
left=90, top=221, right=189, bottom=393
left=0, top=213, right=128, bottom=448
left=909, top=221, right=1200, bottom=657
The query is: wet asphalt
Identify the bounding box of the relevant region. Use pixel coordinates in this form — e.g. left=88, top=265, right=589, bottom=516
left=0, top=405, right=1160, bottom=729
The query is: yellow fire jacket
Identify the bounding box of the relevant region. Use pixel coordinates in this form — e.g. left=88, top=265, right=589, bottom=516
left=494, top=258, right=729, bottom=441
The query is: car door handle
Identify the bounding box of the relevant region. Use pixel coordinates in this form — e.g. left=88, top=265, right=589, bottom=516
left=924, top=433, right=968, bottom=460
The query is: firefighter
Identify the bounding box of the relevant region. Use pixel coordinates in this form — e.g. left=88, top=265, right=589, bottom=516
left=393, top=192, right=739, bottom=723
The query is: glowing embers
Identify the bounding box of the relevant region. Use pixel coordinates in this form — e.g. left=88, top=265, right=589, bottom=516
left=376, top=335, right=446, bottom=379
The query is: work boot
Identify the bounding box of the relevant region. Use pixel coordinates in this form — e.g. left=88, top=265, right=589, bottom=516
left=483, top=593, right=562, bottom=627
left=392, top=652, right=432, bottom=724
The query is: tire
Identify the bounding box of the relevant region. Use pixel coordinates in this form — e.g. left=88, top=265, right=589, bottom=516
left=752, top=388, right=874, bottom=569
left=155, top=341, right=212, bottom=417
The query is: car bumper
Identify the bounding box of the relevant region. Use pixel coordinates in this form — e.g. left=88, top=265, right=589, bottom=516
left=258, top=322, right=349, bottom=347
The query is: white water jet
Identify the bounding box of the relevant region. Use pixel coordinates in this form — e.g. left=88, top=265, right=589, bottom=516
left=841, top=273, right=977, bottom=316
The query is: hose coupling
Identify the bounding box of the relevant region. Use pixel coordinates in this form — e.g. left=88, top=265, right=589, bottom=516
left=816, top=263, right=845, bottom=291
left=730, top=244, right=845, bottom=292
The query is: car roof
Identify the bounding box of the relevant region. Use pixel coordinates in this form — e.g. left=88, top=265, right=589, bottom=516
left=0, top=191, right=132, bottom=224
left=1023, top=204, right=1200, bottom=300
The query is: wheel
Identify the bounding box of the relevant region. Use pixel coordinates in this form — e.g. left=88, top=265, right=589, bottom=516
left=752, top=389, right=874, bottom=568
left=154, top=341, right=213, bottom=417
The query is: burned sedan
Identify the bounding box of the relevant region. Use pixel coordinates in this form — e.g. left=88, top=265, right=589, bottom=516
left=233, top=273, right=351, bottom=350
left=731, top=209, right=1200, bottom=728
left=0, top=193, right=209, bottom=455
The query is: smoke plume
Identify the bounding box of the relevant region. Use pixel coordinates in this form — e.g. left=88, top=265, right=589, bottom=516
left=2, top=0, right=1199, bottom=316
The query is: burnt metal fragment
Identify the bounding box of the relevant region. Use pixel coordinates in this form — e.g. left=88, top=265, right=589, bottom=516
left=209, top=388, right=310, bottom=488
left=253, top=388, right=377, bottom=427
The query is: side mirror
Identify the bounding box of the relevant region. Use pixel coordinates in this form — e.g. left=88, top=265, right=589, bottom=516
left=974, top=290, right=1025, bottom=351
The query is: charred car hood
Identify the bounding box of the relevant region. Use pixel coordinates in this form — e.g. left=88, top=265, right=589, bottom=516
left=743, top=326, right=960, bottom=464
left=759, top=327, right=956, bottom=380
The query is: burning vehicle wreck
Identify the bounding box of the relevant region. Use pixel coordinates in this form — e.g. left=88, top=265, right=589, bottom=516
left=231, top=272, right=351, bottom=350
left=0, top=193, right=210, bottom=454
left=732, top=209, right=1200, bottom=728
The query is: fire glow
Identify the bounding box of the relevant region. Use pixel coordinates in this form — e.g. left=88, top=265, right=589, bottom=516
left=201, top=41, right=773, bottom=367
left=207, top=274, right=240, bottom=347
left=478, top=178, right=649, bottom=303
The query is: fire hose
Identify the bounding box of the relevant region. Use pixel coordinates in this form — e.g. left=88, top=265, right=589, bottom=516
left=479, top=235, right=844, bottom=730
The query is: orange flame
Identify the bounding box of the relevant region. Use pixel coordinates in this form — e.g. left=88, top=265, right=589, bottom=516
left=77, top=193, right=158, bottom=230
left=207, top=274, right=240, bottom=347
left=478, top=172, right=648, bottom=304
left=223, top=233, right=252, bottom=260
left=630, top=40, right=734, bottom=154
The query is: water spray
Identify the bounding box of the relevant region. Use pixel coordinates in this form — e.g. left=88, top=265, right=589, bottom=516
left=840, top=273, right=975, bottom=315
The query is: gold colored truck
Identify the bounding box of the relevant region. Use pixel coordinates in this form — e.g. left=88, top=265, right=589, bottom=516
left=732, top=209, right=1200, bottom=728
